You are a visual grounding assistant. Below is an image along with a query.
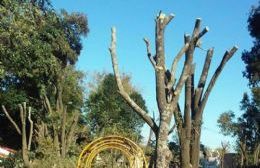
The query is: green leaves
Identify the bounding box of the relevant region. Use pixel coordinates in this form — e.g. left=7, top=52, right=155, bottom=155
left=217, top=111, right=236, bottom=136
left=85, top=74, right=147, bottom=140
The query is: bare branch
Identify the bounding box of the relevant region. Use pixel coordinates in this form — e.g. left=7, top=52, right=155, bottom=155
left=28, top=107, right=33, bottom=151
left=198, top=27, right=210, bottom=39
left=173, top=62, right=191, bottom=97
left=200, top=46, right=238, bottom=114
left=143, top=38, right=156, bottom=69
left=167, top=41, right=190, bottom=89
left=43, top=94, right=52, bottom=114
left=2, top=105, right=21, bottom=135
left=109, top=27, right=158, bottom=133
left=194, top=48, right=214, bottom=107
left=192, top=18, right=201, bottom=37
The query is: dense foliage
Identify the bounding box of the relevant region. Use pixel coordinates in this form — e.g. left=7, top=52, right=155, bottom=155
left=85, top=73, right=147, bottom=141
left=242, top=2, right=260, bottom=87
left=0, top=0, right=89, bottom=167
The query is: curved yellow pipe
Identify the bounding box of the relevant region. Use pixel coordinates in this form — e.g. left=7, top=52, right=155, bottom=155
left=77, top=135, right=147, bottom=168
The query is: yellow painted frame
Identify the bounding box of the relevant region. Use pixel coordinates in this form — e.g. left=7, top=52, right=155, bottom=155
left=77, top=135, right=148, bottom=168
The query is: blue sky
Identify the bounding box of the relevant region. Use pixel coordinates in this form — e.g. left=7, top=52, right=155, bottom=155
left=52, top=0, right=258, bottom=150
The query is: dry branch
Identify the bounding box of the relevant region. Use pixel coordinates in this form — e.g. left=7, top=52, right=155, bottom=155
left=28, top=107, right=33, bottom=151
left=2, top=105, right=21, bottom=135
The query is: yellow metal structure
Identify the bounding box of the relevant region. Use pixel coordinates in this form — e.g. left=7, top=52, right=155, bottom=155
left=77, top=135, right=148, bottom=168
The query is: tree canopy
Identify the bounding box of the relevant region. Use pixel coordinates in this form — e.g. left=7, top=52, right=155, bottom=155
left=0, top=1, right=89, bottom=166
left=242, top=2, right=260, bottom=87
left=85, top=73, right=147, bottom=140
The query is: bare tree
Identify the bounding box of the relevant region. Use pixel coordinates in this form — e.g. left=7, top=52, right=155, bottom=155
left=2, top=102, right=33, bottom=168
left=42, top=90, right=80, bottom=158
left=109, top=12, right=238, bottom=168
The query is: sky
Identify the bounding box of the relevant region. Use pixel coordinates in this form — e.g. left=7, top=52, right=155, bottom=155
left=52, top=0, right=258, bottom=150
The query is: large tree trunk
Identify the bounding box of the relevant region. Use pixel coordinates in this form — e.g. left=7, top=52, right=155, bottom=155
left=155, top=117, right=171, bottom=168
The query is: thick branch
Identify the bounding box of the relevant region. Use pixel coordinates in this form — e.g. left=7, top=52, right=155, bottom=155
left=2, top=105, right=21, bottom=135
left=28, top=107, right=33, bottom=151
left=109, top=27, right=158, bottom=133
left=200, top=46, right=238, bottom=115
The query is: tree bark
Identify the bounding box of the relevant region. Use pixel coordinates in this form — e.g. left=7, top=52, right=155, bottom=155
left=155, top=115, right=172, bottom=168
left=179, top=129, right=191, bottom=168
left=19, top=103, right=30, bottom=168
left=190, top=125, right=201, bottom=168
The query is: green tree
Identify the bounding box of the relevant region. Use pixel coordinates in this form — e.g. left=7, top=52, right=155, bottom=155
left=218, top=93, right=260, bottom=166
left=85, top=73, right=147, bottom=141
left=0, top=0, right=89, bottom=166
left=242, top=2, right=260, bottom=87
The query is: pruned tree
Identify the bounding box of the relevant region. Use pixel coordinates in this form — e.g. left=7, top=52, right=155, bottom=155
left=41, top=90, right=80, bottom=158
left=108, top=11, right=237, bottom=168
left=2, top=102, right=33, bottom=168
